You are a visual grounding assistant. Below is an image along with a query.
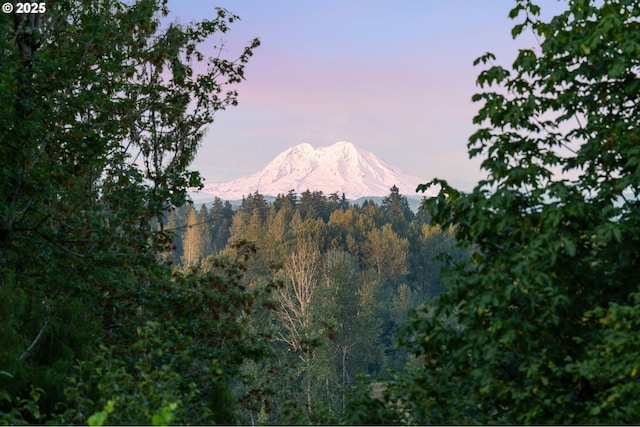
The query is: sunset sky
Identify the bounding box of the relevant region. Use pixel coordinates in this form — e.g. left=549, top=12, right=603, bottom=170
left=167, top=1, right=566, bottom=193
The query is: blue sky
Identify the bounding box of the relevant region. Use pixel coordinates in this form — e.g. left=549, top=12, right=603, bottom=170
left=167, top=1, right=566, bottom=192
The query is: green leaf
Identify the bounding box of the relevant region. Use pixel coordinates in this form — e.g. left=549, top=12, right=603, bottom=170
left=508, top=4, right=523, bottom=19
left=512, top=23, right=526, bottom=38
left=88, top=410, right=108, bottom=427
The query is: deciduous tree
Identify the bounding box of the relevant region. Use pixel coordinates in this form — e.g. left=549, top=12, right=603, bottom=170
left=181, top=205, right=208, bottom=266
left=0, top=0, right=260, bottom=422
left=363, top=224, right=408, bottom=281
left=382, top=0, right=640, bottom=424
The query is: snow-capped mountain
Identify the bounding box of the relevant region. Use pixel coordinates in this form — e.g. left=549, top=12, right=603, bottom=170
left=199, top=141, right=439, bottom=200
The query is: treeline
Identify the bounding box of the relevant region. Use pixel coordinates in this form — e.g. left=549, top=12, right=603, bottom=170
left=160, top=186, right=469, bottom=422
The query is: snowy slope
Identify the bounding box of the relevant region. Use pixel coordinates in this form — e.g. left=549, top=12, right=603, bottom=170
left=200, top=141, right=439, bottom=200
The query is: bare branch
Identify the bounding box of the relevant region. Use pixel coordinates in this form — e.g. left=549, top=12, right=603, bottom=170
left=18, top=319, right=48, bottom=361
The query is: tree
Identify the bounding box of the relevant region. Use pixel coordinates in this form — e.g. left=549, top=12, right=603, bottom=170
left=407, top=224, right=469, bottom=299
left=0, top=0, right=260, bottom=422
left=381, top=185, right=414, bottom=232
left=209, top=197, right=233, bottom=253
left=273, top=242, right=323, bottom=414
left=363, top=224, right=408, bottom=282
left=198, top=203, right=213, bottom=255
left=159, top=208, right=182, bottom=264
left=268, top=198, right=294, bottom=242
left=298, top=190, right=329, bottom=221
left=181, top=205, right=208, bottom=266
left=274, top=242, right=321, bottom=357
left=241, top=191, right=269, bottom=226
left=316, top=251, right=383, bottom=408
left=56, top=243, right=278, bottom=425
left=378, top=0, right=640, bottom=424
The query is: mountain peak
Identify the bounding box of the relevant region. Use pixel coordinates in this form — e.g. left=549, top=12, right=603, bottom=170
left=287, top=142, right=314, bottom=153
left=201, top=141, right=439, bottom=200
left=327, top=140, right=356, bottom=149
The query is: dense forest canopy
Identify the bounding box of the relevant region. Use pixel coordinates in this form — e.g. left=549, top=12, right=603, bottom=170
left=158, top=188, right=466, bottom=423
left=2, top=0, right=640, bottom=425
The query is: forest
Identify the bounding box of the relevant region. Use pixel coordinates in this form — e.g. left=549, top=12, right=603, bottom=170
left=2, top=0, right=640, bottom=425
left=159, top=188, right=468, bottom=422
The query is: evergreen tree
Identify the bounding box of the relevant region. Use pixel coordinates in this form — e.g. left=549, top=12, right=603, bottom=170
left=209, top=197, right=233, bottom=253
left=269, top=196, right=295, bottom=242
left=298, top=190, right=328, bottom=221
left=381, top=185, right=414, bottom=232
left=327, top=192, right=345, bottom=217
left=273, top=190, right=297, bottom=213
left=241, top=191, right=269, bottom=225
left=287, top=189, right=299, bottom=208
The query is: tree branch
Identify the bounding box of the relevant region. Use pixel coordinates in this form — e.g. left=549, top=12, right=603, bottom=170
left=18, top=318, right=48, bottom=361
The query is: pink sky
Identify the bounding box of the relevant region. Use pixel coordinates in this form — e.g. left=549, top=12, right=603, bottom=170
left=167, top=1, right=567, bottom=192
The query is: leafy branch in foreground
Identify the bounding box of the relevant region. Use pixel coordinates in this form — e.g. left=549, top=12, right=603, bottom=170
left=366, top=0, right=640, bottom=424
left=0, top=1, right=261, bottom=423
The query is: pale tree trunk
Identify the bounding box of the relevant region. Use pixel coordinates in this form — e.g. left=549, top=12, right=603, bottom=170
left=306, top=379, right=312, bottom=415
left=274, top=243, right=321, bottom=416
left=342, top=345, right=348, bottom=411
left=274, top=243, right=320, bottom=353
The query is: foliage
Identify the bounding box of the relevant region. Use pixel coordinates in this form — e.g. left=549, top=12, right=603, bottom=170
left=181, top=204, right=211, bottom=266
left=341, top=377, right=404, bottom=426
left=51, top=242, right=277, bottom=425
left=0, top=384, right=45, bottom=425
left=0, top=0, right=262, bottom=423
left=163, top=187, right=462, bottom=422
left=389, top=0, right=640, bottom=424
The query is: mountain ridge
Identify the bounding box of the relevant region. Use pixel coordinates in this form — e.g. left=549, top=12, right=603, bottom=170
left=199, top=141, right=439, bottom=200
